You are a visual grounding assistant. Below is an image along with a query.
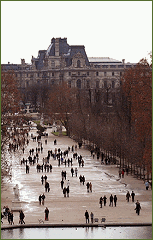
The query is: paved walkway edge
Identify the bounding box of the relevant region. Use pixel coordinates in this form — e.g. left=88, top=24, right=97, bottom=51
left=1, top=222, right=152, bottom=230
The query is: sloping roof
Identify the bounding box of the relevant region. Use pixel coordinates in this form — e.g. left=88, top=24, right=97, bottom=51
left=88, top=57, right=122, bottom=63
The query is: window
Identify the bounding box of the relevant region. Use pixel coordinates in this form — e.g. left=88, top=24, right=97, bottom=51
left=51, top=61, right=55, bottom=68
left=87, top=80, right=90, bottom=88
left=120, top=72, right=122, bottom=76
left=112, top=81, right=115, bottom=89
left=52, top=72, right=54, bottom=77
left=112, top=72, right=114, bottom=76
left=87, top=72, right=89, bottom=76
left=77, top=79, right=81, bottom=89
left=104, top=72, right=107, bottom=77
left=96, top=71, right=99, bottom=76
left=96, top=81, right=99, bottom=88
left=104, top=81, right=107, bottom=89
left=69, top=72, right=71, bottom=76
left=68, top=81, right=71, bottom=88
left=77, top=60, right=80, bottom=68
left=78, top=72, right=80, bottom=76
left=52, top=80, right=54, bottom=85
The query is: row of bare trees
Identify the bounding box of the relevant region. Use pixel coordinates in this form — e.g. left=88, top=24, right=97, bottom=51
left=41, top=58, right=152, bottom=180
left=1, top=57, right=152, bottom=180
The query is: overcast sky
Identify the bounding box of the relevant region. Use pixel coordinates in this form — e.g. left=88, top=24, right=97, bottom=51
left=1, top=1, right=152, bottom=64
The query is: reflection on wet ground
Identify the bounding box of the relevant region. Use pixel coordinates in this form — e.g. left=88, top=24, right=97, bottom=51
left=1, top=226, right=152, bottom=239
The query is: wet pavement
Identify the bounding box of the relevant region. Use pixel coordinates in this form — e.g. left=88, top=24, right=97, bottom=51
left=1, top=128, right=152, bottom=225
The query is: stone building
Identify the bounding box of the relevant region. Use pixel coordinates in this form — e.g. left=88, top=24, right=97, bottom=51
left=2, top=37, right=136, bottom=110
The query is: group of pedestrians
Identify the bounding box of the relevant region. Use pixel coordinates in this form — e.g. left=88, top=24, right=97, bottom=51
left=86, top=182, right=92, bottom=192
left=13, top=128, right=148, bottom=225
left=126, top=190, right=135, bottom=202
left=85, top=210, right=94, bottom=224
left=39, top=194, right=46, bottom=205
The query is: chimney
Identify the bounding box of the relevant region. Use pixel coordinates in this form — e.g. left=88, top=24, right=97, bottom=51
left=122, top=59, right=125, bottom=64
left=55, top=38, right=59, bottom=57
left=21, top=59, right=25, bottom=65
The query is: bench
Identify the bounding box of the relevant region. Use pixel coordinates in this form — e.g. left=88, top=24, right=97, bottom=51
left=94, top=218, right=99, bottom=223
left=94, top=217, right=106, bottom=223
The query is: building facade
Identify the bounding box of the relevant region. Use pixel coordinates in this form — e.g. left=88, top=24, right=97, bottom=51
left=2, top=37, right=136, bottom=110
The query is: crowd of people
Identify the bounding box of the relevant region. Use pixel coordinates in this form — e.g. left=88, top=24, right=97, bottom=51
left=1, top=127, right=151, bottom=225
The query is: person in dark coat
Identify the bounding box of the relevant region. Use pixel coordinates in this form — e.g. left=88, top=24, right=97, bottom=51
left=114, top=195, right=117, bottom=207
left=131, top=191, right=135, bottom=202
left=109, top=194, right=113, bottom=207
left=41, top=175, right=44, bottom=185
left=19, top=210, right=25, bottom=224
left=126, top=191, right=131, bottom=202
left=103, top=195, right=107, bottom=206
left=8, top=211, right=11, bottom=224
left=41, top=194, right=45, bottom=205
left=45, top=207, right=49, bottom=221
left=66, top=186, right=69, bottom=197
left=85, top=210, right=89, bottom=223
left=44, top=175, right=47, bottom=183
left=86, top=182, right=90, bottom=192
left=135, top=200, right=141, bottom=215
left=71, top=168, right=74, bottom=177
left=39, top=195, right=42, bottom=205
left=99, top=197, right=103, bottom=208
left=61, top=179, right=64, bottom=189
left=10, top=212, right=14, bottom=225
left=63, top=187, right=66, bottom=197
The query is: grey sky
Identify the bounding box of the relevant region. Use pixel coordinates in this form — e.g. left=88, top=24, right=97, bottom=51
left=1, top=1, right=152, bottom=64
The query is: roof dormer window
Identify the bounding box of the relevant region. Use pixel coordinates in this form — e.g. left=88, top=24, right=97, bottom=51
left=77, top=60, right=81, bottom=68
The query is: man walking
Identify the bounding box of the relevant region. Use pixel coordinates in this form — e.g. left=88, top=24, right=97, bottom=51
left=109, top=194, right=113, bottom=207
left=131, top=191, right=135, bottom=202
left=126, top=191, right=131, bottom=202
left=99, top=197, right=103, bottom=208
left=85, top=210, right=89, bottom=223
left=114, top=195, right=117, bottom=207
left=135, top=200, right=141, bottom=215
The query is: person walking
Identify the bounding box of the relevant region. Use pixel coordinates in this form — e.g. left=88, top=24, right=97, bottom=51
left=45, top=207, right=49, bottom=221
left=131, top=191, right=135, bottom=202
left=61, top=179, right=64, bottom=189
left=8, top=211, right=11, bottom=224
left=41, top=175, right=44, bottom=185
left=86, top=182, right=90, bottom=193
left=126, top=191, right=131, bottom=202
left=85, top=210, right=89, bottom=223
left=71, top=168, right=74, bottom=177
left=66, top=186, right=70, bottom=197
left=39, top=195, right=42, bottom=205
left=103, top=195, right=107, bottom=206
left=63, top=187, right=66, bottom=197
left=89, top=182, right=92, bottom=192
left=109, top=194, right=113, bottom=207
left=121, top=169, right=125, bottom=178
left=10, top=212, right=14, bottom=225
left=145, top=181, right=149, bottom=190
left=90, top=212, right=94, bottom=223
left=114, top=195, right=117, bottom=207
left=19, top=210, right=25, bottom=224
left=135, top=200, right=141, bottom=215
left=41, top=193, right=45, bottom=205
left=99, top=197, right=103, bottom=208
left=75, top=168, right=78, bottom=177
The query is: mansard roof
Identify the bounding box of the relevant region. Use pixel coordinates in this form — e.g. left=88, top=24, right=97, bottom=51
left=88, top=57, right=122, bottom=64
left=46, top=38, right=90, bottom=67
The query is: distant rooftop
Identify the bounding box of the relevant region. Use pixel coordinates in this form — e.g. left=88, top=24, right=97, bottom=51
left=88, top=57, right=122, bottom=63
